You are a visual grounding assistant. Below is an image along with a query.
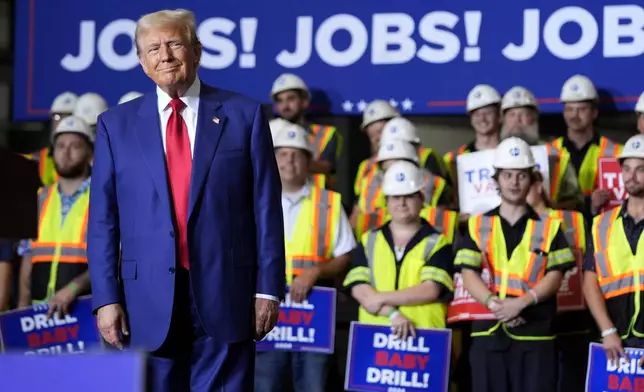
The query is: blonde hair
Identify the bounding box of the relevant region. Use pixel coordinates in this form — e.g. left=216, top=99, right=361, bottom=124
left=135, top=9, right=199, bottom=55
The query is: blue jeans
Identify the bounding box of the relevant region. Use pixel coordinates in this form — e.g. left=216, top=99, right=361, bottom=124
left=254, top=350, right=329, bottom=392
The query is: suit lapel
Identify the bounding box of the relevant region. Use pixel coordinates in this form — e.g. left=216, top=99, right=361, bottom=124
left=188, top=86, right=226, bottom=220
left=134, top=94, right=172, bottom=210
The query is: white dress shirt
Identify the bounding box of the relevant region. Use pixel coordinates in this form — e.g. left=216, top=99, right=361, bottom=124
left=156, top=78, right=278, bottom=303
left=282, top=183, right=357, bottom=258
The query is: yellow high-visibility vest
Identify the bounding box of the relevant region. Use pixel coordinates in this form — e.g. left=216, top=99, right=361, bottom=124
left=285, top=186, right=342, bottom=284
left=550, top=137, right=622, bottom=196
left=22, top=147, right=57, bottom=186
left=457, top=214, right=571, bottom=340
left=344, top=228, right=453, bottom=329
left=544, top=144, right=572, bottom=201
left=309, top=124, right=341, bottom=189
left=30, top=184, right=89, bottom=302
left=592, top=206, right=644, bottom=339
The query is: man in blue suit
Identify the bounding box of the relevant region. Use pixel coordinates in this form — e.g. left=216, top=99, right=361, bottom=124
left=87, top=8, right=285, bottom=392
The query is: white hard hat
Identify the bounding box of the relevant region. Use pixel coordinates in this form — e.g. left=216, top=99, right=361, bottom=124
left=270, top=73, right=309, bottom=100
left=73, top=93, right=108, bottom=126
left=273, top=123, right=313, bottom=155
left=619, top=134, right=644, bottom=161
left=269, top=118, right=292, bottom=142
left=118, top=91, right=143, bottom=105
left=501, top=86, right=539, bottom=112
left=560, top=75, right=598, bottom=103
left=361, top=100, right=400, bottom=129
left=382, top=160, right=424, bottom=196
left=467, top=84, right=501, bottom=112
left=635, top=91, right=644, bottom=114
left=50, top=92, right=78, bottom=114
left=493, top=137, right=535, bottom=169
left=376, top=140, right=419, bottom=164
left=51, top=116, right=94, bottom=144
left=380, top=117, right=420, bottom=145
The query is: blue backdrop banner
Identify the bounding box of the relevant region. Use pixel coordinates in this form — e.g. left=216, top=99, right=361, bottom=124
left=256, top=286, right=336, bottom=354
left=13, top=1, right=644, bottom=120
left=345, top=322, right=451, bottom=392
left=0, top=296, right=102, bottom=354
left=585, top=342, right=644, bottom=392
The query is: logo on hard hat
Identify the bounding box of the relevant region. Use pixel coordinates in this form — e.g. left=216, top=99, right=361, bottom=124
left=287, top=130, right=296, bottom=138
left=390, top=127, right=397, bottom=133
left=396, top=172, right=405, bottom=182
left=570, top=84, right=579, bottom=92
left=278, top=77, right=286, bottom=85
left=368, top=108, right=376, bottom=115
left=63, top=97, right=71, bottom=104
left=386, top=144, right=394, bottom=151
left=510, top=147, right=520, bottom=157
left=474, top=91, right=482, bottom=99
left=513, top=90, right=522, bottom=99
left=634, top=140, right=641, bottom=149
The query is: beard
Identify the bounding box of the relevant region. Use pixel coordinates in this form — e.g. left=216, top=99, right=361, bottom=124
left=500, top=123, right=540, bottom=145
left=55, top=161, right=88, bottom=179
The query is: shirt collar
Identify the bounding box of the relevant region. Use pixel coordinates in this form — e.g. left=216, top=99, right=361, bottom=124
left=57, top=177, right=91, bottom=198
left=486, top=204, right=541, bottom=220
left=282, top=182, right=312, bottom=203
left=562, top=132, right=601, bottom=150
left=156, top=77, right=201, bottom=114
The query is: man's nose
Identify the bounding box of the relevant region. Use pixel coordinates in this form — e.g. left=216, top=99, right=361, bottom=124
left=159, top=45, right=173, bottom=61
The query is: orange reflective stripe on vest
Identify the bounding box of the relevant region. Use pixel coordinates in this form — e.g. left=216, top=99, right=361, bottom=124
left=472, top=215, right=552, bottom=297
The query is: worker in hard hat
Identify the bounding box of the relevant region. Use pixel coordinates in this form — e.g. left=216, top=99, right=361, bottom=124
left=353, top=100, right=400, bottom=203
left=444, top=84, right=502, bottom=185
left=549, top=75, right=623, bottom=216
left=270, top=73, right=341, bottom=190
left=501, top=86, right=584, bottom=211
left=118, top=91, right=143, bottom=105
left=17, top=116, right=95, bottom=315
left=455, top=137, right=575, bottom=392
left=344, top=160, right=454, bottom=339
left=379, top=117, right=451, bottom=186
left=73, top=92, right=108, bottom=132
left=254, top=123, right=354, bottom=392
left=352, top=140, right=450, bottom=232
left=526, top=170, right=590, bottom=392
left=583, top=134, right=644, bottom=367
left=636, top=92, right=644, bottom=134
left=23, top=92, right=79, bottom=186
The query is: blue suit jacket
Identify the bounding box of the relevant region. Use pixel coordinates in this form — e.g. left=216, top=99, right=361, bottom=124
left=87, top=83, right=286, bottom=351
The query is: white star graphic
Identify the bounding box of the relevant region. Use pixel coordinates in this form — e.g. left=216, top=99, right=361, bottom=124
left=342, top=100, right=354, bottom=112
left=401, top=98, right=414, bottom=111
left=356, top=100, right=367, bottom=112
left=389, top=98, right=399, bottom=108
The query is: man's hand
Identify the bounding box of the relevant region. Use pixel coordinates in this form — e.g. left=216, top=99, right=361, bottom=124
left=47, top=285, right=78, bottom=318
left=363, top=293, right=385, bottom=315
left=290, top=268, right=320, bottom=303
left=390, top=312, right=416, bottom=341
left=602, top=332, right=628, bottom=366
left=493, top=297, right=529, bottom=323
left=97, top=304, right=129, bottom=350
left=591, top=189, right=612, bottom=213
left=254, top=298, right=279, bottom=341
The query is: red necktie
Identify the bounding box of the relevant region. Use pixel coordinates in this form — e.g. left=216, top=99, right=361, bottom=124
left=166, top=98, right=192, bottom=270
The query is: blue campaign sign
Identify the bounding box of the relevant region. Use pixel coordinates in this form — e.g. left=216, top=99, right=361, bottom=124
left=13, top=1, right=644, bottom=120
left=256, top=286, right=336, bottom=354
left=0, top=296, right=102, bottom=355
left=345, top=322, right=451, bottom=392
left=585, top=342, right=644, bottom=392
left=0, top=351, right=146, bottom=392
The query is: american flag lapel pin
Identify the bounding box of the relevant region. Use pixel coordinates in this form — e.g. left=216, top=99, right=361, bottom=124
left=213, top=116, right=220, bottom=124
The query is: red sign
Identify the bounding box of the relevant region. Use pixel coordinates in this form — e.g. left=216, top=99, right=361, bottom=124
left=556, top=249, right=585, bottom=312
left=447, top=267, right=495, bottom=324
left=598, top=158, right=627, bottom=211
